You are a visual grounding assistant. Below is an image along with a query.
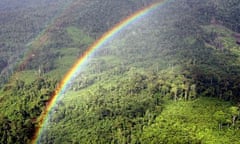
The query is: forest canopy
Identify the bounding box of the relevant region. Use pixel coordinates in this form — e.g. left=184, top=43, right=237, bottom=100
left=0, top=0, right=240, bottom=143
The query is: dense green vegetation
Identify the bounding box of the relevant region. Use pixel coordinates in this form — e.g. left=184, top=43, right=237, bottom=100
left=0, top=0, right=240, bottom=143
left=0, top=77, right=57, bottom=143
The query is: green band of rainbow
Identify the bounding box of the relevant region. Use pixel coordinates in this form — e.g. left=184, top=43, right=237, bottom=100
left=31, top=1, right=168, bottom=143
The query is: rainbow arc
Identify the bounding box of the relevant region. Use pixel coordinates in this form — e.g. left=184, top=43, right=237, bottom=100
left=31, top=1, right=168, bottom=143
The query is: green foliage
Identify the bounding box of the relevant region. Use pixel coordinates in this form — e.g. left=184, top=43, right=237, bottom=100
left=66, top=26, right=94, bottom=47
left=36, top=1, right=240, bottom=142
left=0, top=77, right=57, bottom=144
left=142, top=97, right=240, bottom=144
left=0, top=0, right=240, bottom=143
left=39, top=71, right=165, bottom=143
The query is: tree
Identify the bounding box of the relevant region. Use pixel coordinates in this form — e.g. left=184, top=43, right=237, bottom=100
left=171, top=84, right=178, bottom=101
left=229, top=106, right=239, bottom=127
left=189, top=84, right=196, bottom=100
left=213, top=110, right=228, bottom=130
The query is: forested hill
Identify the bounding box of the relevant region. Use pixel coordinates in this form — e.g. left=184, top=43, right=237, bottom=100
left=0, top=0, right=240, bottom=143
left=0, top=0, right=71, bottom=84
left=0, top=0, right=156, bottom=85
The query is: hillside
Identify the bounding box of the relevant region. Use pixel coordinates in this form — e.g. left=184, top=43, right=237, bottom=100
left=0, top=0, right=240, bottom=143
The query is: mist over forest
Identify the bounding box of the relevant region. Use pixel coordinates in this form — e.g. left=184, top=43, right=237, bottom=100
left=0, top=0, right=240, bottom=143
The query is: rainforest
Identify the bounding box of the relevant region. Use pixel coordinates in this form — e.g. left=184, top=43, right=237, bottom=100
left=0, top=0, right=240, bottom=143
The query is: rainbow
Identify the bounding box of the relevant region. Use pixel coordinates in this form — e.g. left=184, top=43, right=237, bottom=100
left=31, top=0, right=168, bottom=143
